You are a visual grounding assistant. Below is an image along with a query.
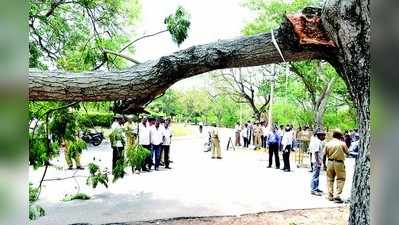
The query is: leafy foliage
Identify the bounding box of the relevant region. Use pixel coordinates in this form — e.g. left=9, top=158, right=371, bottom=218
left=76, top=112, right=114, bottom=128
left=65, top=138, right=87, bottom=159
left=126, top=144, right=151, bottom=170
left=109, top=129, right=125, bottom=147
left=29, top=0, right=141, bottom=70
left=112, top=159, right=126, bottom=183
left=164, top=6, right=191, bottom=46
left=63, top=192, right=91, bottom=201
left=86, top=163, right=108, bottom=189
left=242, top=0, right=320, bottom=35
left=29, top=183, right=45, bottom=220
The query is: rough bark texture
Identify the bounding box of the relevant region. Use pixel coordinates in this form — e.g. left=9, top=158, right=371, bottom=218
left=29, top=15, right=336, bottom=112
left=322, top=0, right=370, bottom=224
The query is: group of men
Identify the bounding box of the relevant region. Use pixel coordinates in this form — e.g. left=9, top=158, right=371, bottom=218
left=110, top=115, right=173, bottom=173
left=234, top=121, right=354, bottom=203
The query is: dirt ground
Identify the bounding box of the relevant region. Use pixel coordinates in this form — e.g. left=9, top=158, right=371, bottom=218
left=124, top=206, right=349, bottom=225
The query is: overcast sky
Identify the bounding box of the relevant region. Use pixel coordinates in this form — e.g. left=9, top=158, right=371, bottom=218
left=132, top=0, right=255, bottom=90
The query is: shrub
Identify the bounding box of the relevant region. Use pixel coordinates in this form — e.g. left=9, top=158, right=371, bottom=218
left=77, top=112, right=113, bottom=128
left=63, top=193, right=91, bottom=201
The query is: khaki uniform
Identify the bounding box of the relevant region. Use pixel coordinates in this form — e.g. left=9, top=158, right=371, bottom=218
left=64, top=140, right=81, bottom=168
left=123, top=121, right=137, bottom=147
left=324, top=138, right=349, bottom=200
left=211, top=128, right=221, bottom=158
left=295, top=131, right=305, bottom=166
left=254, top=125, right=263, bottom=148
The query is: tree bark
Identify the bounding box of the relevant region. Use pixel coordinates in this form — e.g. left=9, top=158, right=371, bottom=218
left=29, top=16, right=336, bottom=112
left=322, top=0, right=370, bottom=224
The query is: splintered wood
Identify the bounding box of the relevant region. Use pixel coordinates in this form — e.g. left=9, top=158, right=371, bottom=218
left=286, top=12, right=336, bottom=48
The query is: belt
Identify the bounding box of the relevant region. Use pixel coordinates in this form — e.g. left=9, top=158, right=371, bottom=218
left=328, top=159, right=344, bottom=163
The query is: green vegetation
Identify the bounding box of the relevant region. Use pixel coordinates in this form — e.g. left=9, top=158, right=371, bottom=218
left=126, top=144, right=151, bottom=171
left=86, top=163, right=109, bottom=189
left=63, top=193, right=91, bottom=201
left=29, top=183, right=45, bottom=220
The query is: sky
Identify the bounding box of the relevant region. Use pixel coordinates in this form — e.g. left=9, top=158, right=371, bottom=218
left=132, top=0, right=255, bottom=90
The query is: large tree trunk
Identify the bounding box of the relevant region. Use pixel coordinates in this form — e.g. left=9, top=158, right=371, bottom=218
left=322, top=0, right=370, bottom=224
left=29, top=15, right=336, bottom=112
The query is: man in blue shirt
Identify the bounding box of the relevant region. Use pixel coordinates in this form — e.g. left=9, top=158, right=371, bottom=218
left=267, top=126, right=281, bottom=169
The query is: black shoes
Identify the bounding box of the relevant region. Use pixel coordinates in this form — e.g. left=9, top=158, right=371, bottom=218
left=76, top=166, right=84, bottom=170
left=217, top=157, right=222, bottom=159
left=165, top=166, right=172, bottom=169
left=334, top=197, right=344, bottom=203
left=267, top=166, right=272, bottom=168
left=67, top=166, right=73, bottom=170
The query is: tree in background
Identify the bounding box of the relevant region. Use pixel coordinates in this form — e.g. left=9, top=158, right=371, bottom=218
left=289, top=60, right=350, bottom=129
left=212, top=66, right=277, bottom=121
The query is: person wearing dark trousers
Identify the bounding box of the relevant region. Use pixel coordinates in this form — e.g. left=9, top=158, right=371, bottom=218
left=162, top=119, right=172, bottom=169
left=110, top=115, right=126, bottom=172
left=150, top=119, right=163, bottom=170
left=266, top=126, right=281, bottom=169
left=242, top=123, right=250, bottom=148
left=281, top=125, right=294, bottom=172
left=138, top=117, right=151, bottom=172
left=282, top=144, right=292, bottom=171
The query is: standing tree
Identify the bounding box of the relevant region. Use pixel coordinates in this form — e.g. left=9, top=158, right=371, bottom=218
left=212, top=66, right=275, bottom=121
left=28, top=0, right=370, bottom=224
left=289, top=60, right=343, bottom=129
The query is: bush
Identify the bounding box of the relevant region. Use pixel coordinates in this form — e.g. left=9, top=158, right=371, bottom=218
left=63, top=193, right=91, bottom=201
left=77, top=112, right=113, bottom=128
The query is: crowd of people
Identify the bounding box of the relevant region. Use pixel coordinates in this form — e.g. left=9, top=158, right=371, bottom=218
left=206, top=120, right=360, bottom=204
left=109, top=115, right=173, bottom=173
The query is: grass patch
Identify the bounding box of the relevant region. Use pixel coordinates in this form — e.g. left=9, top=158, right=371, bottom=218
left=63, top=193, right=91, bottom=201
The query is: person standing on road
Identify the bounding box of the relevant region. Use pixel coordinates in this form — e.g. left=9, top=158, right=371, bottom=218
left=254, top=122, right=263, bottom=150
left=267, top=126, right=281, bottom=169
left=310, top=130, right=326, bottom=196
left=138, top=117, right=151, bottom=172
left=162, top=119, right=172, bottom=169
left=150, top=119, right=163, bottom=170
left=234, top=122, right=241, bottom=146
left=211, top=125, right=222, bottom=159
left=281, top=125, right=294, bottom=172
left=110, top=115, right=126, bottom=172
left=242, top=123, right=250, bottom=148
left=324, top=129, right=349, bottom=203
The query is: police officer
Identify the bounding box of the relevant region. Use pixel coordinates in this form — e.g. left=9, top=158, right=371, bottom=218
left=324, top=129, right=349, bottom=203
left=254, top=122, right=262, bottom=150
left=123, top=115, right=137, bottom=147
left=211, top=125, right=222, bottom=159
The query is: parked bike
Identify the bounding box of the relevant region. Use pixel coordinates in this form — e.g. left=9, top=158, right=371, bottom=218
left=81, top=130, right=104, bottom=146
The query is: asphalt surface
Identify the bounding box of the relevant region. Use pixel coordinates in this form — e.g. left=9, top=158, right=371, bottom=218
left=29, top=126, right=355, bottom=225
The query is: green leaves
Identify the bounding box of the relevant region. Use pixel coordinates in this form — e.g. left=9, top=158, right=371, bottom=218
left=242, top=0, right=319, bottom=35
left=66, top=138, right=87, bottom=158
left=86, top=162, right=109, bottom=189
left=63, top=192, right=91, bottom=201
left=164, top=6, right=191, bottom=46
left=126, top=144, right=151, bottom=170
left=112, top=159, right=126, bottom=182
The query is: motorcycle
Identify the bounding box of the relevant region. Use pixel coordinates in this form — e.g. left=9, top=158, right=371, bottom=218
left=81, top=130, right=104, bottom=146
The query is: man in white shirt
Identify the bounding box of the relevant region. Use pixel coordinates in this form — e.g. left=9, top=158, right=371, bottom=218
left=150, top=119, right=164, bottom=170
left=138, top=117, right=151, bottom=171
left=310, top=129, right=326, bottom=196
left=241, top=123, right=250, bottom=148
left=162, top=119, right=173, bottom=169
left=281, top=125, right=294, bottom=172
left=110, top=115, right=125, bottom=172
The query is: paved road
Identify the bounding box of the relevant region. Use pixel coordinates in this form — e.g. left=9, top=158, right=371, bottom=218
left=29, top=126, right=355, bottom=225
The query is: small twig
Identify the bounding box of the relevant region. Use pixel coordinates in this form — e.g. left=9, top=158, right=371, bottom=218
left=103, top=50, right=141, bottom=64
